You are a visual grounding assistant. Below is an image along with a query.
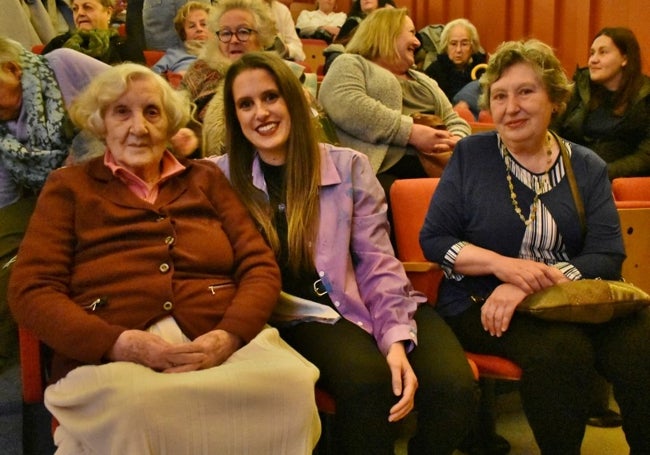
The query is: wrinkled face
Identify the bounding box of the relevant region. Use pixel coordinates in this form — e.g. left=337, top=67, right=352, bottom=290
left=360, top=0, right=378, bottom=14
left=184, top=8, right=209, bottom=41
left=446, top=25, right=473, bottom=67
left=103, top=77, right=170, bottom=181
left=232, top=68, right=291, bottom=161
left=588, top=35, right=627, bottom=91
left=489, top=62, right=555, bottom=149
left=73, top=0, right=113, bottom=31
left=0, top=62, right=23, bottom=122
left=217, top=9, right=262, bottom=62
left=393, top=16, right=420, bottom=73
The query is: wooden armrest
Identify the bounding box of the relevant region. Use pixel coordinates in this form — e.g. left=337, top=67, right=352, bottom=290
left=401, top=261, right=441, bottom=273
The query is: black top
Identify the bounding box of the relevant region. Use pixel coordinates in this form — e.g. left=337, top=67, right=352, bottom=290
left=425, top=52, right=487, bottom=101
left=259, top=160, right=330, bottom=303
left=42, top=31, right=144, bottom=65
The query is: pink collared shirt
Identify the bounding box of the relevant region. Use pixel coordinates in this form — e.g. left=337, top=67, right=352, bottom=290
left=105, top=150, right=186, bottom=203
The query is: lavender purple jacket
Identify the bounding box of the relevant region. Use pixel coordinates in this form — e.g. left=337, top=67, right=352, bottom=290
left=210, top=144, right=426, bottom=355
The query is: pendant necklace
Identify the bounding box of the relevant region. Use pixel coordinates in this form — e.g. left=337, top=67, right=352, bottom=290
left=503, top=132, right=553, bottom=226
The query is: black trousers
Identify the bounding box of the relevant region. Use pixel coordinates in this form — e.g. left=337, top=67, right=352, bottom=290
left=280, top=305, right=479, bottom=455
left=446, top=304, right=650, bottom=455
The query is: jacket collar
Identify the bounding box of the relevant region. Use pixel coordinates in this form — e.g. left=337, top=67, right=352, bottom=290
left=84, top=153, right=190, bottom=208
left=251, top=144, right=342, bottom=192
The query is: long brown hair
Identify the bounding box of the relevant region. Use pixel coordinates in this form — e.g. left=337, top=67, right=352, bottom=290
left=589, top=27, right=643, bottom=115
left=223, top=51, right=321, bottom=274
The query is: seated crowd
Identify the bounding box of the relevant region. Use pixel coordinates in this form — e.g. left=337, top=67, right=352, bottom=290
left=2, top=0, right=650, bottom=454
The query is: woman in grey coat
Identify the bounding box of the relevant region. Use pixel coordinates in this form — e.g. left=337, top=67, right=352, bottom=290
left=318, top=7, right=470, bottom=194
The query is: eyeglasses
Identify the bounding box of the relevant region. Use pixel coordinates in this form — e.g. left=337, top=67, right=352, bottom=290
left=216, top=27, right=257, bottom=43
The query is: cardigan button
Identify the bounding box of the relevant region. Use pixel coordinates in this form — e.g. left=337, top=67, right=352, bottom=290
left=159, top=263, right=170, bottom=273
left=162, top=301, right=173, bottom=311
left=155, top=215, right=166, bottom=222
left=164, top=236, right=175, bottom=245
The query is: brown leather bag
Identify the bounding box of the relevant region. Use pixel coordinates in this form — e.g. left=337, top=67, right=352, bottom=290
left=411, top=113, right=453, bottom=178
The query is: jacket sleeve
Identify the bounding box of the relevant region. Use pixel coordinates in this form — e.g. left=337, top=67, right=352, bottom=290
left=606, top=96, right=650, bottom=179
left=346, top=154, right=421, bottom=355
left=8, top=170, right=126, bottom=363
left=273, top=2, right=306, bottom=62
left=411, top=71, right=471, bottom=138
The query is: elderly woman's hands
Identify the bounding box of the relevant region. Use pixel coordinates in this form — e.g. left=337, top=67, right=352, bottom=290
left=386, top=342, right=418, bottom=423
left=481, top=256, right=570, bottom=336
left=408, top=123, right=461, bottom=155
left=480, top=282, right=527, bottom=337
left=107, top=328, right=243, bottom=372
left=491, top=256, right=569, bottom=294
left=167, top=329, right=243, bottom=372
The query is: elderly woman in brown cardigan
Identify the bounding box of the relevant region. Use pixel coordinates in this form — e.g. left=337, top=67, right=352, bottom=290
left=9, top=63, right=319, bottom=454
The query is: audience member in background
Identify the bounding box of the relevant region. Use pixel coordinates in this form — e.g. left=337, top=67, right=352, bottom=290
left=553, top=27, right=650, bottom=427
left=322, top=0, right=395, bottom=73
left=0, top=36, right=109, bottom=208
left=295, top=0, right=346, bottom=44
left=265, top=0, right=305, bottom=61
left=152, top=2, right=211, bottom=80
left=182, top=0, right=280, bottom=121
left=182, top=0, right=315, bottom=155
left=42, top=0, right=144, bottom=65
left=336, top=0, right=394, bottom=44
left=4, top=0, right=57, bottom=48
left=212, top=50, right=478, bottom=455
left=424, top=18, right=487, bottom=105
left=319, top=8, right=470, bottom=196
left=554, top=27, right=650, bottom=179
left=0, top=36, right=108, bottom=373
left=420, top=38, right=650, bottom=455
left=143, top=0, right=211, bottom=50
left=8, top=62, right=320, bottom=454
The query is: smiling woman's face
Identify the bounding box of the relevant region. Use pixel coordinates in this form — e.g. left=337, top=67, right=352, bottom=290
left=232, top=68, right=291, bottom=163
left=391, top=16, right=420, bottom=74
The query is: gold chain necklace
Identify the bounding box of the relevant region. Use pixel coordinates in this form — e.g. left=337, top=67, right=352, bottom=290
left=503, top=132, right=553, bottom=226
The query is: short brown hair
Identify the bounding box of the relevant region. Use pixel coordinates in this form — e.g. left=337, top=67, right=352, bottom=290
left=478, top=39, right=572, bottom=117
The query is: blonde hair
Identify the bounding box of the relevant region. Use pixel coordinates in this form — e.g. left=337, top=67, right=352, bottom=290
left=200, top=0, right=278, bottom=69
left=69, top=63, right=190, bottom=139
left=223, top=52, right=320, bottom=274
left=0, top=36, right=24, bottom=67
left=345, top=7, right=409, bottom=65
left=174, top=1, right=212, bottom=41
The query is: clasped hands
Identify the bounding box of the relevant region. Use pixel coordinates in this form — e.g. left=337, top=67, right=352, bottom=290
left=107, top=328, right=243, bottom=373
left=409, top=123, right=461, bottom=155
left=480, top=257, right=569, bottom=337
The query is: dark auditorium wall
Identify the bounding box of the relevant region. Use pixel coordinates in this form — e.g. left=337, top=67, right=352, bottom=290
left=330, top=0, right=650, bottom=76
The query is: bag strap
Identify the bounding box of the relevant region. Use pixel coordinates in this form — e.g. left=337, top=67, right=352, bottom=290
left=551, top=131, right=586, bottom=239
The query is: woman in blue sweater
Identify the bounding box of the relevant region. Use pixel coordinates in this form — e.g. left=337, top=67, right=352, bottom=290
left=420, top=39, right=650, bottom=454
